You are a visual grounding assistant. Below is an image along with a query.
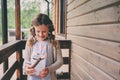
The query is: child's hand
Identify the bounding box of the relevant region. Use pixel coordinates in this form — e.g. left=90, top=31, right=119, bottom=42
left=26, top=65, right=36, bottom=76
left=39, top=68, right=49, bottom=78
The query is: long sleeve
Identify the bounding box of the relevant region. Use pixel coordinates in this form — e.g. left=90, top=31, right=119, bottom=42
left=48, top=40, right=63, bottom=73
left=23, top=44, right=32, bottom=75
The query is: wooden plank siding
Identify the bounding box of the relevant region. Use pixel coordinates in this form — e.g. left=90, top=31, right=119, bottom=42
left=67, top=0, right=120, bottom=19
left=67, top=24, right=120, bottom=42
left=67, top=5, right=120, bottom=26
left=66, top=0, right=120, bottom=80
left=67, top=0, right=74, bottom=6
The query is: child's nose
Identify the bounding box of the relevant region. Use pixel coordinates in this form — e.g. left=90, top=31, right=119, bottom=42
left=39, top=32, right=43, bottom=36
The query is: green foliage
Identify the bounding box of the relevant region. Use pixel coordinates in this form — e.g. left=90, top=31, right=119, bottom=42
left=21, top=8, right=39, bottom=28
left=6, top=0, right=41, bottom=29
left=0, top=0, right=42, bottom=44
left=0, top=37, right=2, bottom=45
left=7, top=9, right=15, bottom=28
left=0, top=0, right=53, bottom=39
left=21, top=1, right=41, bottom=28
left=0, top=11, right=1, bottom=42
left=0, top=0, right=53, bottom=29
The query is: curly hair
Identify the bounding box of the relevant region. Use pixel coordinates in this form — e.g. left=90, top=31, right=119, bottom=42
left=27, top=13, right=55, bottom=47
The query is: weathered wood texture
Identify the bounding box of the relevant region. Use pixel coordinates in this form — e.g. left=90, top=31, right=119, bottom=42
left=67, top=0, right=120, bottom=80
left=0, top=40, right=26, bottom=80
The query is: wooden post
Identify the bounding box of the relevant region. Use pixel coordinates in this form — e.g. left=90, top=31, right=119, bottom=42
left=15, top=0, right=23, bottom=80
left=69, top=41, right=71, bottom=80
left=1, top=0, right=9, bottom=73
left=15, top=0, right=21, bottom=40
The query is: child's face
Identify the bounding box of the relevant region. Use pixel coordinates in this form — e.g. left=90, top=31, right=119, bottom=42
left=34, top=24, right=49, bottom=41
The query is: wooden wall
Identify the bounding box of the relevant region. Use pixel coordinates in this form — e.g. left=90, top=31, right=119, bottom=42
left=66, top=0, right=120, bottom=80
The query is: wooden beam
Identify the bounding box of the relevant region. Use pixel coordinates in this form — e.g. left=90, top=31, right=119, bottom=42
left=15, top=0, right=22, bottom=79
left=1, top=61, right=18, bottom=80
left=15, top=0, right=21, bottom=40
left=1, top=0, right=8, bottom=73
left=0, top=40, right=26, bottom=64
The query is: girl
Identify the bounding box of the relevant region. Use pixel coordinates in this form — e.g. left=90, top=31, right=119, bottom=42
left=23, top=13, right=63, bottom=80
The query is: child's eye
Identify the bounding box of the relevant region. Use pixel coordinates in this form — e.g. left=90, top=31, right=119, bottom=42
left=37, top=31, right=40, bottom=33
left=43, top=31, right=46, bottom=33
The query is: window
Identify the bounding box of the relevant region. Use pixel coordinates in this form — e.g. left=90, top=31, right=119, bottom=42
left=59, top=0, right=66, bottom=34
left=53, top=0, right=67, bottom=38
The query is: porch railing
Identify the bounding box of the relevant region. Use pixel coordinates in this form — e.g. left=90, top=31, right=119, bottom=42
left=0, top=40, right=26, bottom=80
left=0, top=40, right=71, bottom=80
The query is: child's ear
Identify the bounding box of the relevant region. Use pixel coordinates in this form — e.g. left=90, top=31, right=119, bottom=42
left=30, top=27, right=36, bottom=37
